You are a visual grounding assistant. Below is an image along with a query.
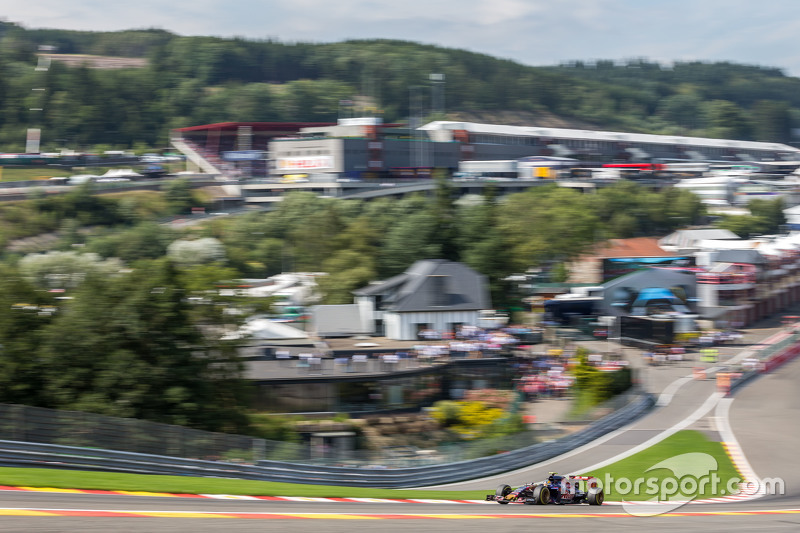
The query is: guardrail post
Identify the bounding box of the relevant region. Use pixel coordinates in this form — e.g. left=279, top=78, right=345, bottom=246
left=253, top=439, right=266, bottom=462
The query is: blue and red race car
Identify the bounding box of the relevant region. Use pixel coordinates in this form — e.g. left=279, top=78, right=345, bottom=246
left=486, top=472, right=604, bottom=505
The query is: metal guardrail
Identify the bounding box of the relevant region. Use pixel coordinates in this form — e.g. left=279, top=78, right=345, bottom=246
left=725, top=328, right=800, bottom=394
left=0, top=393, right=654, bottom=488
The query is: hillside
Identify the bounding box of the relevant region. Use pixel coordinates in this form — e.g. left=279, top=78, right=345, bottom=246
left=0, top=22, right=798, bottom=150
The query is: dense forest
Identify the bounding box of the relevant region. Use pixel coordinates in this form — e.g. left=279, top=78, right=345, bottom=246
left=0, top=21, right=798, bottom=151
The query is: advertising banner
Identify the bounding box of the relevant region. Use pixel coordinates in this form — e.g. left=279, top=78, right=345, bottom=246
left=277, top=156, right=334, bottom=171
left=221, top=150, right=264, bottom=161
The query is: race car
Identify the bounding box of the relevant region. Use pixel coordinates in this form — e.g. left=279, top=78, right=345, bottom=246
left=486, top=472, right=604, bottom=505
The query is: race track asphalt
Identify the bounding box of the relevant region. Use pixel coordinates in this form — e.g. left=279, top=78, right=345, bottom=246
left=729, top=354, right=800, bottom=501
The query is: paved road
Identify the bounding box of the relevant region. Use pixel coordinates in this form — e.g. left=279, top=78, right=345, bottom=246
left=729, top=354, right=800, bottom=500
left=1, top=489, right=798, bottom=532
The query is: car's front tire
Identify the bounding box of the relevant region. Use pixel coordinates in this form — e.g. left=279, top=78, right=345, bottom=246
left=530, top=485, right=550, bottom=505
left=496, top=484, right=512, bottom=504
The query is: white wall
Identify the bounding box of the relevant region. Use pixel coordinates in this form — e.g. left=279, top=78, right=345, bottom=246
left=387, top=310, right=483, bottom=340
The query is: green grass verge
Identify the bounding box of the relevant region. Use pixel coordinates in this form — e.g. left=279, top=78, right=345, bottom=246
left=0, top=467, right=488, bottom=501
left=0, top=167, right=63, bottom=182
left=0, top=430, right=741, bottom=502
left=584, top=430, right=742, bottom=501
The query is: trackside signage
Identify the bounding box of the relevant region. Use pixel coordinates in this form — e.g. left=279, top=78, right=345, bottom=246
left=277, top=156, right=334, bottom=171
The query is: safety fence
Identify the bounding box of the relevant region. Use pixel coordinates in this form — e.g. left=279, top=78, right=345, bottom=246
left=0, top=393, right=654, bottom=488
left=0, top=403, right=267, bottom=462
left=0, top=383, right=644, bottom=468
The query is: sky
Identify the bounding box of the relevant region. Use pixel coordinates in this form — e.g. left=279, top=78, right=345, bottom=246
left=6, top=0, right=800, bottom=77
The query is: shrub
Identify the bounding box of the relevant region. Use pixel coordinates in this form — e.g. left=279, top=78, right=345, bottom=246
left=571, top=349, right=632, bottom=406
left=430, top=396, right=521, bottom=440
left=461, top=388, right=517, bottom=410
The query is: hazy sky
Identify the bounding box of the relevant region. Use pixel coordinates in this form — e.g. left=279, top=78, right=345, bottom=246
left=6, top=0, right=800, bottom=76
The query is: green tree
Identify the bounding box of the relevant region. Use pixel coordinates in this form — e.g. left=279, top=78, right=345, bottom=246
left=17, top=251, right=124, bottom=289
left=378, top=209, right=441, bottom=276
left=656, top=93, right=704, bottom=131
left=748, top=197, right=786, bottom=232
left=286, top=203, right=346, bottom=271
left=751, top=100, right=792, bottom=142
left=457, top=188, right=515, bottom=308
left=38, top=259, right=250, bottom=432
left=716, top=198, right=786, bottom=237
left=495, top=186, right=599, bottom=271
left=431, top=169, right=460, bottom=262
left=167, top=237, right=227, bottom=265
left=0, top=264, right=54, bottom=405
left=163, top=179, right=198, bottom=215
left=317, top=249, right=376, bottom=304
left=702, top=99, right=751, bottom=139
left=85, top=222, right=178, bottom=263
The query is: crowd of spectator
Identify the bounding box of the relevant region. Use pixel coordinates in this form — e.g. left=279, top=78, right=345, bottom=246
left=272, top=325, right=542, bottom=374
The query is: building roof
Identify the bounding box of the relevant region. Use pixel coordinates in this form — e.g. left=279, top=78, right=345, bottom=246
left=593, top=237, right=677, bottom=258
left=659, top=229, right=741, bottom=250
left=714, top=249, right=767, bottom=265
left=225, top=318, right=310, bottom=341
left=354, top=259, right=490, bottom=312
left=172, top=121, right=336, bottom=133
left=420, top=121, right=800, bottom=154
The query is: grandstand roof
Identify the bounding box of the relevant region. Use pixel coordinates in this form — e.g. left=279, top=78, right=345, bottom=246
left=173, top=122, right=336, bottom=133
left=420, top=121, right=800, bottom=154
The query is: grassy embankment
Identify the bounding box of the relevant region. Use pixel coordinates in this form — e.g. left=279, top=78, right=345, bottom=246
left=584, top=430, right=742, bottom=500
left=0, top=167, right=63, bottom=182
left=0, top=430, right=738, bottom=501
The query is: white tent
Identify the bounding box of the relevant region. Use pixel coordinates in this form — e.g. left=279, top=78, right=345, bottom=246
left=224, top=318, right=310, bottom=341
left=68, top=174, right=100, bottom=184
left=101, top=168, right=143, bottom=178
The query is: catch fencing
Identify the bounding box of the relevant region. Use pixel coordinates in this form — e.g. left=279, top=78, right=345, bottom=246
left=0, top=393, right=654, bottom=488
left=0, top=385, right=643, bottom=468
left=0, top=403, right=269, bottom=462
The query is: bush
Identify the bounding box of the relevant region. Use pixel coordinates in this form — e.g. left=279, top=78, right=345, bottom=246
left=248, top=413, right=301, bottom=443
left=430, top=395, right=523, bottom=441
left=461, top=389, right=516, bottom=410
left=430, top=400, right=462, bottom=427
left=571, top=349, right=632, bottom=406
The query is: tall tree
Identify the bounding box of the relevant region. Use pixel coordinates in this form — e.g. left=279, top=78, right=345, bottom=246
left=431, top=169, right=460, bottom=262
left=752, top=100, right=792, bottom=142
left=38, top=259, right=249, bottom=432
left=702, top=99, right=751, bottom=139
left=0, top=265, right=53, bottom=405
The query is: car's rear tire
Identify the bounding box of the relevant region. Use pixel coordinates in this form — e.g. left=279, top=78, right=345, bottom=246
left=496, top=484, right=512, bottom=504
left=587, top=487, right=604, bottom=505
left=530, top=485, right=550, bottom=505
